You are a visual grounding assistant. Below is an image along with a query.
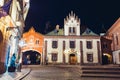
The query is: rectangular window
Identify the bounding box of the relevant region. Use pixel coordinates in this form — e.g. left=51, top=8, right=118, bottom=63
left=45, top=41, right=47, bottom=61
left=52, top=53, right=57, bottom=61
left=63, top=41, right=65, bottom=50
left=116, top=36, right=119, bottom=45
left=103, top=42, right=107, bottom=49
left=36, top=40, right=39, bottom=44
left=69, top=27, right=76, bottom=34
left=86, top=41, right=92, bottom=49
left=80, top=41, right=83, bottom=51
left=73, top=27, right=76, bottom=33
left=87, top=53, right=93, bottom=62
left=52, top=41, right=58, bottom=48
left=69, top=27, right=72, bottom=33
left=119, top=53, right=120, bottom=62
left=70, top=41, right=75, bottom=48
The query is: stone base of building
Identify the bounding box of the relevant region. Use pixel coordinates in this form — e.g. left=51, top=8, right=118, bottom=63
left=81, top=63, right=101, bottom=66
left=0, top=62, right=6, bottom=74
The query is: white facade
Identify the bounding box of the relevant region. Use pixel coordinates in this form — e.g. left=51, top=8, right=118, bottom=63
left=64, top=11, right=80, bottom=36
left=44, top=11, right=101, bottom=65
left=44, top=37, right=101, bottom=64
left=113, top=50, right=120, bottom=64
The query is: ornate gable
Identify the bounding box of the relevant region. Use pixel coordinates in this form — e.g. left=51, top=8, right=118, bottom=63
left=64, top=11, right=80, bottom=36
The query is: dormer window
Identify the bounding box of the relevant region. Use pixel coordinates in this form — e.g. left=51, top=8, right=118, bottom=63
left=64, top=11, right=80, bottom=36
left=36, top=40, right=39, bottom=44
left=69, top=27, right=76, bottom=35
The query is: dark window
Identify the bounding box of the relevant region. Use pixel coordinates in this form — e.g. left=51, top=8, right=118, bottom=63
left=36, top=40, right=39, bottom=44
left=80, top=41, right=83, bottom=52
left=87, top=53, right=93, bottom=62
left=86, top=41, right=92, bottom=49
left=119, top=53, right=120, bottom=62
left=69, top=27, right=72, bottom=33
left=63, top=41, right=65, bottom=50
left=70, top=41, right=75, bottom=48
left=52, top=53, right=57, bottom=61
left=116, top=36, right=119, bottom=45
left=103, top=42, right=107, bottom=49
left=52, top=41, right=58, bottom=48
left=73, top=27, right=76, bottom=33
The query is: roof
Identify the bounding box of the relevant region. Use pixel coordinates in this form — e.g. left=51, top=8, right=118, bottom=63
left=81, top=28, right=98, bottom=36
left=46, top=27, right=98, bottom=36
left=46, top=28, right=64, bottom=36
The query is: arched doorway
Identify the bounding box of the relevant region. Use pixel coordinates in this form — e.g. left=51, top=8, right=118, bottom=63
left=22, top=50, right=41, bottom=65
left=69, top=54, right=77, bottom=64
left=102, top=53, right=112, bottom=65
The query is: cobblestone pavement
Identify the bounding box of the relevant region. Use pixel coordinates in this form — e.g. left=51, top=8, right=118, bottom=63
left=22, top=65, right=120, bottom=80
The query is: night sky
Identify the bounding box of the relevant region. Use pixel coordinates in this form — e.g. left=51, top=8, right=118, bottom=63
left=25, top=0, right=120, bottom=34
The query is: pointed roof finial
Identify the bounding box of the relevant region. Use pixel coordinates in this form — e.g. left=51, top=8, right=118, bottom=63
left=29, top=26, right=35, bottom=32
left=71, top=11, right=73, bottom=16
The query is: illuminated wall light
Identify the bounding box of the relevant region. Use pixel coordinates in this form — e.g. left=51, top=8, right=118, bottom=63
left=16, top=21, right=21, bottom=26
left=25, top=0, right=30, bottom=3
left=0, top=0, right=4, bottom=6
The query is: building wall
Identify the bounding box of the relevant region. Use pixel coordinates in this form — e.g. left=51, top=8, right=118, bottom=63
left=44, top=36, right=101, bottom=65
left=113, top=50, right=120, bottom=64
left=0, top=0, right=29, bottom=74
left=21, top=27, right=44, bottom=64
left=22, top=27, right=44, bottom=53
left=106, top=18, right=120, bottom=64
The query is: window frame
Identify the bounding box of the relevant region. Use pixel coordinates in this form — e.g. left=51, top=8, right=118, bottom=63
left=87, top=53, right=93, bottom=62
left=52, top=40, right=58, bottom=48
left=70, top=40, right=75, bottom=48
left=51, top=53, right=58, bottom=61
left=86, top=41, right=92, bottom=49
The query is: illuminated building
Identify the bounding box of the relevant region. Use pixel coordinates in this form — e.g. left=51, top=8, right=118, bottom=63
left=21, top=11, right=102, bottom=65
left=106, top=18, right=120, bottom=64
left=0, top=0, right=30, bottom=74
left=21, top=27, right=44, bottom=65
left=45, top=11, right=101, bottom=65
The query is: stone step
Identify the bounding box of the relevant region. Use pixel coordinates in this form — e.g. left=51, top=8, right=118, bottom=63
left=80, top=65, right=120, bottom=78
left=81, top=66, right=120, bottom=70
left=81, top=73, right=120, bottom=78
left=82, top=70, right=120, bottom=74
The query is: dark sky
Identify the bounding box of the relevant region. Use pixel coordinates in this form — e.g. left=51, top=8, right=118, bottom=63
left=25, top=0, right=120, bottom=34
